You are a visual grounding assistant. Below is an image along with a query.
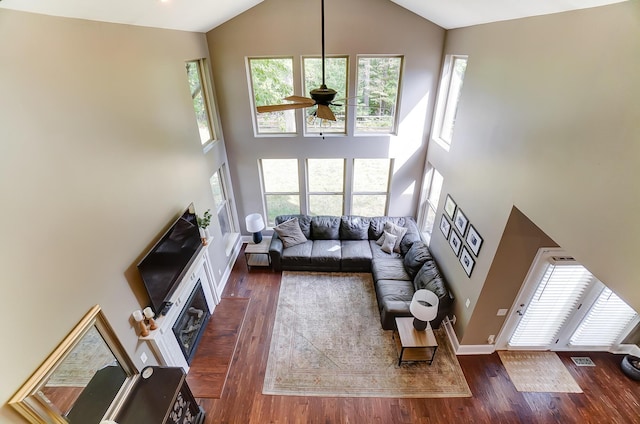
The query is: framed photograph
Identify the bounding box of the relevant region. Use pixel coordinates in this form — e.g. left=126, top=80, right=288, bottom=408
left=444, top=195, right=457, bottom=220
left=460, top=247, right=475, bottom=277
left=453, top=208, right=469, bottom=236
left=439, top=215, right=451, bottom=239
left=466, top=225, right=483, bottom=256
left=449, top=230, right=462, bottom=256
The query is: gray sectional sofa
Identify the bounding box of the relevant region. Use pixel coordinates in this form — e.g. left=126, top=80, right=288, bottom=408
left=268, top=215, right=454, bottom=330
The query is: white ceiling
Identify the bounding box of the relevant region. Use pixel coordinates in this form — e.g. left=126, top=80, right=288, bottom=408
left=0, top=0, right=626, bottom=32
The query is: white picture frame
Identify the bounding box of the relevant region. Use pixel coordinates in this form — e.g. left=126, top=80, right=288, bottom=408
left=449, top=230, right=462, bottom=256
left=440, top=215, right=451, bottom=239
left=466, top=225, right=483, bottom=256
left=444, top=195, right=457, bottom=220
left=460, top=246, right=475, bottom=277
left=454, top=208, right=469, bottom=236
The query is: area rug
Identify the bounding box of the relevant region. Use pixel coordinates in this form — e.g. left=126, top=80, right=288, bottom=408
left=498, top=351, right=582, bottom=393
left=263, top=272, right=472, bottom=398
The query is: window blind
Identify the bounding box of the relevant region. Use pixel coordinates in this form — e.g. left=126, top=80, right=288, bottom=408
left=569, top=288, right=638, bottom=347
left=509, top=264, right=593, bottom=348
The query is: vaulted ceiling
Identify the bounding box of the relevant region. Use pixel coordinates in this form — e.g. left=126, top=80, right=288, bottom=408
left=0, top=0, right=626, bottom=32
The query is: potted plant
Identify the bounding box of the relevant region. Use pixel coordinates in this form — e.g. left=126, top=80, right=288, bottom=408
left=197, top=209, right=212, bottom=245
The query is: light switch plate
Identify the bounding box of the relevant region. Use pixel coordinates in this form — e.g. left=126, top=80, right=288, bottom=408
left=465, top=298, right=470, bottom=308
left=497, top=308, right=508, bottom=316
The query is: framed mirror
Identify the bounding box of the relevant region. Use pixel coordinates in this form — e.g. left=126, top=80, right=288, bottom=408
left=9, top=305, right=138, bottom=423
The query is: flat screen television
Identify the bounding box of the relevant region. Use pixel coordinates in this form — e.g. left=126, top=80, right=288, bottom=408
left=137, top=205, right=203, bottom=316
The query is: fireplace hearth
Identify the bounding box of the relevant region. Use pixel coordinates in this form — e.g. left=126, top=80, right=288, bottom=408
left=172, top=281, right=210, bottom=364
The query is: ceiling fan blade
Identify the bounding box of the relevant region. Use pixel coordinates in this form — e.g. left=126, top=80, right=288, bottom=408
left=257, top=103, right=312, bottom=113
left=316, top=104, right=336, bottom=121
left=284, top=95, right=315, bottom=105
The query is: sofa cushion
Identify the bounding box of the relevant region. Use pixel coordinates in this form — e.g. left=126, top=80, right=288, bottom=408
left=273, top=217, right=308, bottom=248
left=403, top=241, right=432, bottom=279
left=275, top=215, right=312, bottom=239
left=371, top=258, right=410, bottom=282
left=311, top=216, right=341, bottom=240
left=280, top=240, right=313, bottom=265
left=341, top=240, right=372, bottom=271
left=374, top=279, right=415, bottom=328
left=310, top=240, right=342, bottom=269
left=370, top=240, right=403, bottom=259
left=414, top=262, right=452, bottom=308
left=339, top=216, right=370, bottom=240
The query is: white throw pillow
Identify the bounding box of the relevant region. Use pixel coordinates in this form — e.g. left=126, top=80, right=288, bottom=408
left=381, top=221, right=407, bottom=253
left=381, top=231, right=397, bottom=254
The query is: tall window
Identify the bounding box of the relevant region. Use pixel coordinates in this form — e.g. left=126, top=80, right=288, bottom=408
left=260, top=159, right=300, bottom=225
left=355, top=56, right=403, bottom=134
left=186, top=59, right=216, bottom=147
left=248, top=57, right=296, bottom=134
left=419, top=165, right=444, bottom=244
left=352, top=159, right=391, bottom=216
left=307, top=159, right=345, bottom=216
left=303, top=56, right=348, bottom=135
left=210, top=166, right=235, bottom=241
left=433, top=55, right=468, bottom=148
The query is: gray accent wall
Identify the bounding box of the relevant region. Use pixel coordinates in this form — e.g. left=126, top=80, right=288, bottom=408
left=205, top=0, right=445, bottom=228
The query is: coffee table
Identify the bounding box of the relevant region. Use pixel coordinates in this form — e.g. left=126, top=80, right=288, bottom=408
left=394, top=317, right=438, bottom=366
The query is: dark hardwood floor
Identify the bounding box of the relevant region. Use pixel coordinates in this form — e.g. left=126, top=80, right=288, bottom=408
left=194, top=244, right=640, bottom=424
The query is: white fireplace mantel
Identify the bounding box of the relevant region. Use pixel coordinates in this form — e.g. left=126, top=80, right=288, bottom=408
left=140, top=244, right=218, bottom=372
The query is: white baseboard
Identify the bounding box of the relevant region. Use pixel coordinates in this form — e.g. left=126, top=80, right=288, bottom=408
left=442, top=317, right=496, bottom=355
left=610, top=344, right=640, bottom=356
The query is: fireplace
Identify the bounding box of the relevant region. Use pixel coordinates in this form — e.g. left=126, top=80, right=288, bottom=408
left=172, top=280, right=210, bottom=364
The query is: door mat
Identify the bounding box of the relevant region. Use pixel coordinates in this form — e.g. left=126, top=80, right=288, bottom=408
left=498, top=351, right=582, bottom=393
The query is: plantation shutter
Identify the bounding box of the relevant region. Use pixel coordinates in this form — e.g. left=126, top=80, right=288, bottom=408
left=569, top=288, right=638, bottom=347
left=508, top=263, right=593, bottom=348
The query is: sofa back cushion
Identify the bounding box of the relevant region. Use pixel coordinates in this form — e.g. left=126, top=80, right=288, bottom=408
left=311, top=216, right=341, bottom=240
left=339, top=216, right=370, bottom=240
left=275, top=215, right=312, bottom=239
left=403, top=241, right=432, bottom=279
left=414, top=261, right=453, bottom=308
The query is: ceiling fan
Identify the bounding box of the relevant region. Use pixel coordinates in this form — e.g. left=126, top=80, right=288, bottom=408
left=256, top=0, right=339, bottom=121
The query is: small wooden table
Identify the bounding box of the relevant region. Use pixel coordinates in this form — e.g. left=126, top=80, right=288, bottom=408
left=244, top=238, right=271, bottom=270
left=394, top=317, right=438, bottom=366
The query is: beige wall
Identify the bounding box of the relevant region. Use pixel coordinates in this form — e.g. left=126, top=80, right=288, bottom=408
left=426, top=2, right=640, bottom=344
left=206, top=0, right=445, bottom=227
left=0, top=10, right=227, bottom=421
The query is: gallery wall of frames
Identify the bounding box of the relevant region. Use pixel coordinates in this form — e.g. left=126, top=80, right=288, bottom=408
left=439, top=194, right=483, bottom=277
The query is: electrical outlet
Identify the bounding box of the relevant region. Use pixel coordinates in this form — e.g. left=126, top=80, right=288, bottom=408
left=140, top=352, right=148, bottom=364
left=487, top=335, right=495, bottom=344
left=465, top=298, right=471, bottom=308
left=451, top=315, right=457, bottom=325
left=218, top=268, right=222, bottom=276
left=497, top=308, right=508, bottom=316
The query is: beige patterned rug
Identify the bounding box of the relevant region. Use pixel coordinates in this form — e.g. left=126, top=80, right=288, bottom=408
left=498, top=351, right=582, bottom=393
left=263, top=272, right=472, bottom=398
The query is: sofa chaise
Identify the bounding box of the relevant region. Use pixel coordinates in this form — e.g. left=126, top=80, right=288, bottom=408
left=268, top=215, right=454, bottom=330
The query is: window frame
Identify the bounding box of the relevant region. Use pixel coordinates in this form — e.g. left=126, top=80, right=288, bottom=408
left=301, top=55, right=349, bottom=137
left=306, top=158, right=346, bottom=216
left=186, top=58, right=220, bottom=151
left=247, top=56, right=298, bottom=137
left=431, top=54, right=468, bottom=151
left=417, top=164, right=444, bottom=245
left=210, top=165, right=237, bottom=242
left=350, top=158, right=392, bottom=217
left=354, top=55, right=404, bottom=136
left=259, top=159, right=301, bottom=226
